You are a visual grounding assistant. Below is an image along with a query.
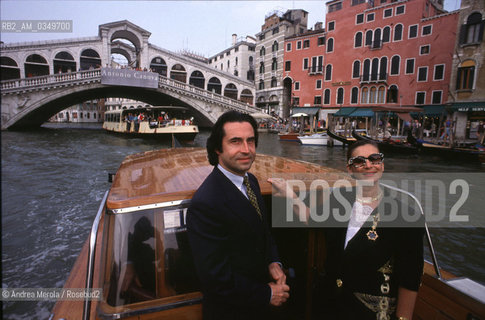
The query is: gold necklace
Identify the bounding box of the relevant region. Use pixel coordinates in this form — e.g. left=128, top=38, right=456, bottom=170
left=356, top=190, right=383, bottom=204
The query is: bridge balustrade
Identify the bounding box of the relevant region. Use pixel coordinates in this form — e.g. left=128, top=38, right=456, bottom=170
left=1, top=68, right=259, bottom=114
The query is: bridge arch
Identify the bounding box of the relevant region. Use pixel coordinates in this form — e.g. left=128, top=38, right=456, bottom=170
left=189, top=70, right=205, bottom=89
left=150, top=56, right=168, bottom=76
left=170, top=64, right=187, bottom=83
left=208, top=77, right=222, bottom=94
left=110, top=30, right=141, bottom=51
left=80, top=48, right=102, bottom=70
left=53, top=51, right=77, bottom=73
left=25, top=54, right=49, bottom=77
left=224, top=83, right=238, bottom=100
left=1, top=56, right=21, bottom=80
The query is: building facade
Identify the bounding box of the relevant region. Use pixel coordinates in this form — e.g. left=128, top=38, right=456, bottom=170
left=255, top=9, right=309, bottom=118
left=208, top=34, right=256, bottom=83
left=321, top=0, right=458, bottom=111
left=50, top=99, right=105, bottom=123
left=448, top=0, right=485, bottom=140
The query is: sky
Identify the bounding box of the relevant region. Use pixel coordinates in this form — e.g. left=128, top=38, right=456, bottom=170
left=1, top=0, right=462, bottom=58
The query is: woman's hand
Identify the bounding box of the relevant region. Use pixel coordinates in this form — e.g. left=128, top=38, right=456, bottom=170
left=267, top=178, right=296, bottom=198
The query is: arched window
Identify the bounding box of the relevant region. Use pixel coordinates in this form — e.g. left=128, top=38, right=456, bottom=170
left=271, top=58, right=277, bottom=71
left=355, top=32, right=363, bottom=48
left=353, top=60, right=360, bottom=78
left=390, top=56, right=400, bottom=75
left=1, top=56, right=21, bottom=80
left=351, top=87, right=359, bottom=104
left=260, top=46, right=266, bottom=56
left=259, top=80, right=265, bottom=90
left=259, top=62, right=265, bottom=74
left=170, top=64, right=187, bottom=83
left=337, top=88, right=344, bottom=105
left=240, top=89, right=253, bottom=104
left=377, top=86, right=386, bottom=103
left=224, top=83, right=238, bottom=100
left=379, top=57, right=388, bottom=80
left=387, top=85, right=399, bottom=103
left=363, top=59, right=371, bottom=81
left=456, top=60, right=476, bottom=90
left=189, top=70, right=205, bottom=89
left=394, top=24, right=403, bottom=41
left=361, top=87, right=369, bottom=104
left=54, top=51, right=76, bottom=73
left=460, top=12, right=484, bottom=44
left=150, top=57, right=167, bottom=76
left=382, top=26, right=391, bottom=43
left=325, top=64, right=332, bottom=81
left=272, top=41, right=279, bottom=52
left=365, top=30, right=373, bottom=46
left=25, top=54, right=49, bottom=77
left=327, top=38, right=334, bottom=52
left=80, top=49, right=101, bottom=70
left=373, top=28, right=381, bottom=48
left=324, top=89, right=331, bottom=104
left=371, top=58, right=379, bottom=81
left=271, top=76, right=277, bottom=87
left=208, top=77, right=222, bottom=94
left=369, top=86, right=377, bottom=103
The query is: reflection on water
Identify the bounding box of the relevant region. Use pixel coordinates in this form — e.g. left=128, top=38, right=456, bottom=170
left=1, top=124, right=484, bottom=319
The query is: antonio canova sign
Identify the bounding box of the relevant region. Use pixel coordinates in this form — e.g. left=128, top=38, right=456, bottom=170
left=101, top=68, right=159, bottom=88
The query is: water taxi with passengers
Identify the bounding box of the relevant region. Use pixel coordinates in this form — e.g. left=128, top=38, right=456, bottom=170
left=50, top=148, right=485, bottom=320
left=102, top=106, right=199, bottom=141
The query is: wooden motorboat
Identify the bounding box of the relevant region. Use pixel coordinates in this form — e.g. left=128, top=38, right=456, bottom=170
left=50, top=148, right=485, bottom=319
left=352, top=130, right=419, bottom=154
left=278, top=131, right=301, bottom=141
left=103, top=106, right=199, bottom=141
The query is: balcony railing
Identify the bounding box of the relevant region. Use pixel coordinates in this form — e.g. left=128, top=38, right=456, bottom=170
left=368, top=40, right=382, bottom=50
left=360, top=72, right=387, bottom=84
left=308, top=65, right=324, bottom=75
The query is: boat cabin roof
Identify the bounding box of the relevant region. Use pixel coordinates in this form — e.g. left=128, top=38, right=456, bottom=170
left=107, top=148, right=351, bottom=210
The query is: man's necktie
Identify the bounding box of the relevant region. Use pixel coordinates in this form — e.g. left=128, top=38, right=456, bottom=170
left=243, top=175, right=262, bottom=220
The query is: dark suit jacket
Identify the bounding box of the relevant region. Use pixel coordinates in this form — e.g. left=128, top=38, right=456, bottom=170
left=315, top=186, right=424, bottom=320
left=187, top=166, right=279, bottom=320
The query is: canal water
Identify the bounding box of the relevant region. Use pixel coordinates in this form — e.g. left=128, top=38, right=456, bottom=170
left=2, top=123, right=485, bottom=319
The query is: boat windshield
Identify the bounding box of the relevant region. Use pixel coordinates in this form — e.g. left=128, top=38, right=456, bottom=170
left=99, top=201, right=199, bottom=309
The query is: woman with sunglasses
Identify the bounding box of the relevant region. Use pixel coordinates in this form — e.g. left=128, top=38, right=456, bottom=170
left=269, top=140, right=424, bottom=320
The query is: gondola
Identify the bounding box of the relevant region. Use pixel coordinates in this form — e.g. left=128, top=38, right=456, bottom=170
left=352, top=130, right=419, bottom=154
left=327, top=129, right=356, bottom=145
left=417, top=140, right=485, bottom=164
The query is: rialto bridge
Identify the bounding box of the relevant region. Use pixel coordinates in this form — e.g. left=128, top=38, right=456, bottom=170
left=0, top=20, right=258, bottom=129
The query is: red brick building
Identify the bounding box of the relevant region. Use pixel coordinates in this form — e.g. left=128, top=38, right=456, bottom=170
left=284, top=0, right=460, bottom=125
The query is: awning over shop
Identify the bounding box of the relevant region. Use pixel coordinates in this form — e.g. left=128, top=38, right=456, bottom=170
left=333, top=107, right=357, bottom=116
left=447, top=102, right=485, bottom=112
left=420, top=105, right=447, bottom=116
left=348, top=108, right=374, bottom=117
left=397, top=113, right=413, bottom=122
left=290, top=107, right=321, bottom=116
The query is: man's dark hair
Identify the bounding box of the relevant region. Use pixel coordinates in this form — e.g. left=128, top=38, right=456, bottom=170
left=207, top=111, right=258, bottom=166
left=346, top=140, right=380, bottom=160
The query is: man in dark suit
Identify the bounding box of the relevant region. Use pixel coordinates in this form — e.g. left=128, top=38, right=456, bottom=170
left=187, top=111, right=289, bottom=320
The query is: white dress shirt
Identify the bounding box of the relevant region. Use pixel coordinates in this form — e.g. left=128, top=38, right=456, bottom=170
left=217, top=164, right=249, bottom=199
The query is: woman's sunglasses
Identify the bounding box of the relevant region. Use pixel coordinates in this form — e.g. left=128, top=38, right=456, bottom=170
left=348, top=153, right=384, bottom=168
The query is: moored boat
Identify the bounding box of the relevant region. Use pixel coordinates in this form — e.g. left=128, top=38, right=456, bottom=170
left=327, top=129, right=357, bottom=145
left=50, top=148, right=485, bottom=319
left=278, top=131, right=301, bottom=141
left=103, top=106, right=199, bottom=141
left=418, top=140, right=485, bottom=163
left=298, top=133, right=329, bottom=145
left=352, top=130, right=419, bottom=154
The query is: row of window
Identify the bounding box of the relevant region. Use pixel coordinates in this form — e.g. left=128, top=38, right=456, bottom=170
left=292, top=86, right=443, bottom=106
left=353, top=23, right=433, bottom=49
